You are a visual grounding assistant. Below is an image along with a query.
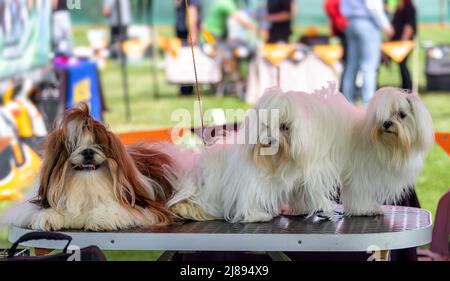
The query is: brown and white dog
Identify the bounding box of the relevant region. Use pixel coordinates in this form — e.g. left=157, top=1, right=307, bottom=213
left=5, top=104, right=174, bottom=231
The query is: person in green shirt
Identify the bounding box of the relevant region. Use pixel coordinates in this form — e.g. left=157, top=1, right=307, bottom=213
left=203, top=0, right=255, bottom=40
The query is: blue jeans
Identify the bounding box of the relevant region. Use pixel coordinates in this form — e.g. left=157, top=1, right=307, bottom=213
left=342, top=18, right=382, bottom=105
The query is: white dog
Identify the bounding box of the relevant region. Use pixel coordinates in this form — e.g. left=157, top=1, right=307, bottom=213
left=341, top=88, right=435, bottom=216
left=168, top=88, right=301, bottom=222
left=282, top=83, right=358, bottom=217
left=169, top=83, right=356, bottom=222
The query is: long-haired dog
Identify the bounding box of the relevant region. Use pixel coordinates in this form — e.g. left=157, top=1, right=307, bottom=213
left=168, top=84, right=353, bottom=222
left=341, top=88, right=434, bottom=216
left=4, top=104, right=174, bottom=231
left=280, top=83, right=357, bottom=218
left=168, top=88, right=301, bottom=222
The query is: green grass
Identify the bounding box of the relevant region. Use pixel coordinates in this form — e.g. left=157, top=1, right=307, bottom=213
left=100, top=61, right=249, bottom=132
left=1, top=25, right=449, bottom=260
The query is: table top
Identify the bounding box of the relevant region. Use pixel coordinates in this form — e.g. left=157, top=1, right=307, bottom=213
left=8, top=206, right=432, bottom=252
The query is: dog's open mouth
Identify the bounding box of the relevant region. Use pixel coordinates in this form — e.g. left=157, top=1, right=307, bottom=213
left=73, top=163, right=101, bottom=171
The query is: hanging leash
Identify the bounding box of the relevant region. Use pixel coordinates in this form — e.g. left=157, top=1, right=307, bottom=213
left=185, top=0, right=205, bottom=144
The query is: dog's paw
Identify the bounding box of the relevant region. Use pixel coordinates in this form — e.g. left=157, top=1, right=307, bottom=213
left=241, top=212, right=274, bottom=223
left=31, top=209, right=65, bottom=231
left=170, top=201, right=217, bottom=221
left=84, top=208, right=136, bottom=231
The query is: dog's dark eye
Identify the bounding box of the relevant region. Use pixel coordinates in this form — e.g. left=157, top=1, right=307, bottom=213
left=399, top=111, right=407, bottom=119
left=280, top=123, right=289, bottom=132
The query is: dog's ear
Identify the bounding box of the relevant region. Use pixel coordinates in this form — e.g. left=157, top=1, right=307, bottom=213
left=105, top=132, right=174, bottom=224
left=127, top=143, right=174, bottom=201
left=406, top=95, right=435, bottom=150
left=31, top=128, right=68, bottom=208
left=33, top=105, right=93, bottom=208
left=104, top=131, right=155, bottom=207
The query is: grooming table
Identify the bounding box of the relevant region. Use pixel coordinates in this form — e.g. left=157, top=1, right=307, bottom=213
left=8, top=206, right=432, bottom=261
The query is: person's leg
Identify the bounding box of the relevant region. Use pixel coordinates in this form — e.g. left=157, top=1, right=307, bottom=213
left=110, top=26, right=119, bottom=45
left=120, top=25, right=128, bottom=41
left=53, top=11, right=73, bottom=53
left=62, top=11, right=74, bottom=48
left=176, top=29, right=194, bottom=95
left=339, top=32, right=347, bottom=65
left=338, top=32, right=347, bottom=92
left=110, top=26, right=120, bottom=58
left=341, top=21, right=360, bottom=103
left=52, top=13, right=62, bottom=51
left=358, top=20, right=382, bottom=105
left=180, top=85, right=194, bottom=95
left=399, top=55, right=412, bottom=90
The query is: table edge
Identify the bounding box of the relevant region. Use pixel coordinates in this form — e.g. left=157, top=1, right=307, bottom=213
left=8, top=223, right=432, bottom=252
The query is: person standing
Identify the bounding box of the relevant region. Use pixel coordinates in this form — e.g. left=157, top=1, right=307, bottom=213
left=340, top=0, right=394, bottom=105
left=391, top=0, right=417, bottom=90
left=203, top=0, right=255, bottom=41
left=324, top=0, right=348, bottom=62
left=175, top=0, right=202, bottom=95
left=266, top=0, right=296, bottom=43
left=52, top=0, right=73, bottom=54
left=103, top=0, right=132, bottom=58
left=324, top=0, right=348, bottom=91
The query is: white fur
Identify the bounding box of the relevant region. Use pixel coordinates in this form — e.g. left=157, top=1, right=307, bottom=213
left=4, top=165, right=160, bottom=231
left=168, top=83, right=356, bottom=222
left=168, top=89, right=298, bottom=222
left=341, top=88, right=435, bottom=216
left=284, top=82, right=358, bottom=216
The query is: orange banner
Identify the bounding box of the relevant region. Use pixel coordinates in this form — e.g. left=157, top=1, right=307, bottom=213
left=381, top=40, right=415, bottom=63
left=313, top=45, right=344, bottom=66
left=262, top=44, right=295, bottom=66
left=122, top=39, right=151, bottom=57
left=118, top=128, right=185, bottom=145
left=158, top=37, right=182, bottom=58
left=435, top=132, right=450, bottom=156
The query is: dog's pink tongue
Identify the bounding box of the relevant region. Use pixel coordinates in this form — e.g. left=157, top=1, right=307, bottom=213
left=280, top=204, right=291, bottom=215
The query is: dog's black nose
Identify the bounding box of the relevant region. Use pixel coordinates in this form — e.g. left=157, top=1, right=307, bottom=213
left=81, top=149, right=95, bottom=160
left=383, top=121, right=393, bottom=129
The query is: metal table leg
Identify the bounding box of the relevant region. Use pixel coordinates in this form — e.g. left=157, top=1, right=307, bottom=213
left=157, top=251, right=178, bottom=261
left=267, top=252, right=292, bottom=261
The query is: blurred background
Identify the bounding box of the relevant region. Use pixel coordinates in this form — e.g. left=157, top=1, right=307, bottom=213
left=0, top=0, right=449, bottom=260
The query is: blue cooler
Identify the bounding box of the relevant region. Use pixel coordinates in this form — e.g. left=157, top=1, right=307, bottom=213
left=55, top=59, right=105, bottom=121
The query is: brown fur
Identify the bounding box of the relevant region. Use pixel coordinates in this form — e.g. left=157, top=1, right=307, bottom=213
left=32, top=103, right=174, bottom=225
left=370, top=120, right=412, bottom=168
left=170, top=200, right=218, bottom=221
left=252, top=131, right=291, bottom=174
left=127, top=143, right=175, bottom=200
